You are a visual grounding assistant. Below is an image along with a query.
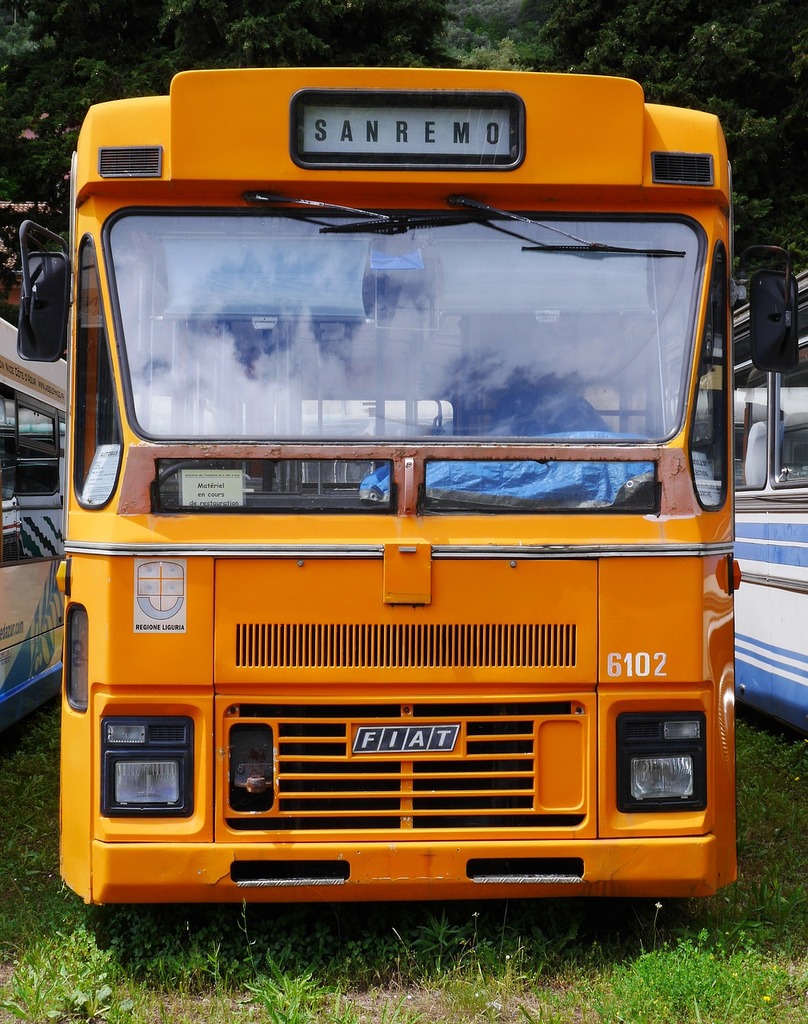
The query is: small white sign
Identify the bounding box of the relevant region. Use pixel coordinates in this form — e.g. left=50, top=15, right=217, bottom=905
left=81, top=444, right=121, bottom=506
left=180, top=468, right=244, bottom=508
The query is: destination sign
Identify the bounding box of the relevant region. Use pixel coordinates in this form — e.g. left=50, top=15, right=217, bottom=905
left=291, top=90, right=524, bottom=170
left=353, top=723, right=460, bottom=754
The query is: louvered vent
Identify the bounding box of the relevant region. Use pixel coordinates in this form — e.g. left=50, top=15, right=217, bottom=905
left=98, top=146, right=163, bottom=178
left=624, top=720, right=662, bottom=740
left=651, top=152, right=714, bottom=186
left=235, top=622, right=577, bottom=669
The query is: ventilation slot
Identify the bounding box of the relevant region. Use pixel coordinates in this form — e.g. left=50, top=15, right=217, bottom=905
left=652, top=152, right=713, bottom=185
left=148, top=724, right=188, bottom=744
left=624, top=720, right=662, bottom=740
left=235, top=622, right=577, bottom=669
left=98, top=146, right=163, bottom=178
left=231, top=860, right=349, bottom=886
left=467, top=857, right=584, bottom=883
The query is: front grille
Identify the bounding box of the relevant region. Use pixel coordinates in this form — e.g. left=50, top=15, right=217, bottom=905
left=226, top=701, right=584, bottom=832
left=235, top=622, right=577, bottom=669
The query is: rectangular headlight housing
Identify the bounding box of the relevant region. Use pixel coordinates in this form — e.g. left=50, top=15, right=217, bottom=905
left=102, top=716, right=193, bottom=816
left=617, top=712, right=706, bottom=812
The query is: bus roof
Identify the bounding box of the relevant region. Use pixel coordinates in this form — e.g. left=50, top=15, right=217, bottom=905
left=73, top=67, right=730, bottom=208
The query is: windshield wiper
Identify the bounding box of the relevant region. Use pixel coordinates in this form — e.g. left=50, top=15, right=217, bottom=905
left=448, top=195, right=686, bottom=258
left=244, top=191, right=389, bottom=221
left=521, top=242, right=685, bottom=258
left=244, top=192, right=475, bottom=235
left=319, top=213, right=477, bottom=235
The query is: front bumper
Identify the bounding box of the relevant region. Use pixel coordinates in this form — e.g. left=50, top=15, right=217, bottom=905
left=85, top=834, right=724, bottom=903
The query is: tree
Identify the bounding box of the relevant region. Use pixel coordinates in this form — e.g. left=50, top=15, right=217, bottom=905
left=161, top=0, right=448, bottom=68
left=536, top=0, right=808, bottom=265
left=0, top=0, right=450, bottom=304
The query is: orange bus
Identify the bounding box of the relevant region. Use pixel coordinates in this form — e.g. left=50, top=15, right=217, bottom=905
left=17, top=67, right=770, bottom=903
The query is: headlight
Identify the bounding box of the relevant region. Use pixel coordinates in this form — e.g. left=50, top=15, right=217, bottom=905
left=630, top=755, right=694, bottom=800
left=617, top=713, right=706, bottom=812
left=228, top=723, right=274, bottom=812
left=102, top=716, right=193, bottom=816
left=114, top=760, right=181, bottom=804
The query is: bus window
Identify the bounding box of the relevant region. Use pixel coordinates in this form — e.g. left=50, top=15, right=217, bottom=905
left=689, top=243, right=728, bottom=507
left=17, top=402, right=60, bottom=494
left=0, top=387, right=16, bottom=501
left=0, top=317, right=65, bottom=730
left=777, top=348, right=808, bottom=483
left=734, top=364, right=768, bottom=489
left=74, top=238, right=122, bottom=508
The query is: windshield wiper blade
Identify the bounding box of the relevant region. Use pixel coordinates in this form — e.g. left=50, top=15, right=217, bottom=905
left=522, top=243, right=686, bottom=258
left=448, top=195, right=685, bottom=257
left=319, top=213, right=476, bottom=235
left=244, top=191, right=390, bottom=220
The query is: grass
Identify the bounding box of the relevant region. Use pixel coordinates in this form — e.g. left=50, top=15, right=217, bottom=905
left=0, top=702, right=806, bottom=1023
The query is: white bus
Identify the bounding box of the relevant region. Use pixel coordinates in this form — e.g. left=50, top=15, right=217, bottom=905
left=0, top=317, right=65, bottom=732
left=734, top=268, right=808, bottom=734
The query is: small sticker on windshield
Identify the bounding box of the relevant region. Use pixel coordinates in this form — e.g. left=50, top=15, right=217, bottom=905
left=180, top=469, right=244, bottom=508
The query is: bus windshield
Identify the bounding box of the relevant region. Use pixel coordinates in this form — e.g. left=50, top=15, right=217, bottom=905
left=109, top=212, right=702, bottom=443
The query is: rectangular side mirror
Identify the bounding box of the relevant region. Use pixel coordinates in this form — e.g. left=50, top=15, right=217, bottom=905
left=18, top=221, right=70, bottom=362
left=748, top=268, right=798, bottom=372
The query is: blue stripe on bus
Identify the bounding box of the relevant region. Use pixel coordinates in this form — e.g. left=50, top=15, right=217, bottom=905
left=736, top=633, right=808, bottom=676
left=731, top=540, right=808, bottom=568
left=735, top=628, right=808, bottom=734
left=734, top=536, right=808, bottom=568
left=736, top=521, right=808, bottom=542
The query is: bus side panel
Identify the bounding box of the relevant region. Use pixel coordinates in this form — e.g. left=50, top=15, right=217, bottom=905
left=85, top=551, right=215, bottom=689
left=597, top=554, right=736, bottom=889
left=0, top=559, right=63, bottom=732
left=735, top=514, right=808, bottom=734
left=60, top=702, right=93, bottom=900
left=61, top=553, right=216, bottom=900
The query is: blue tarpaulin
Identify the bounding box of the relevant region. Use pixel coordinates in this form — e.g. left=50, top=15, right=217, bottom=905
left=360, top=434, right=653, bottom=509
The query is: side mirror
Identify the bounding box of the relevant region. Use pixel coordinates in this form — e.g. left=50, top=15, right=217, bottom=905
left=738, top=245, right=798, bottom=372
left=18, top=220, right=69, bottom=362
left=748, top=268, right=798, bottom=372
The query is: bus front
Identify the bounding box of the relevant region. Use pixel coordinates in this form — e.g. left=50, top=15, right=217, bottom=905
left=52, top=68, right=736, bottom=903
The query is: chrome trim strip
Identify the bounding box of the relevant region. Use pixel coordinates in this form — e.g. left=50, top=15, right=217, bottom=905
left=65, top=541, right=733, bottom=559
left=735, top=570, right=808, bottom=595
left=736, top=495, right=808, bottom=513
left=431, top=543, right=732, bottom=559
left=471, top=873, right=583, bottom=885
left=65, top=542, right=384, bottom=558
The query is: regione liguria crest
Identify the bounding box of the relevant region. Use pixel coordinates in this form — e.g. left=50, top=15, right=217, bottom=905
left=133, top=558, right=187, bottom=633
